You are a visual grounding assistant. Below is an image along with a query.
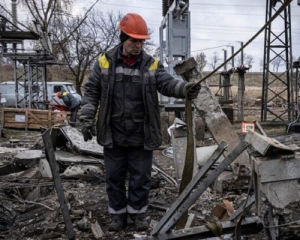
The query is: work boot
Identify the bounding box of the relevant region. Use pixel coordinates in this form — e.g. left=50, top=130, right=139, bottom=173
left=107, top=214, right=127, bottom=232
left=130, top=213, right=149, bottom=231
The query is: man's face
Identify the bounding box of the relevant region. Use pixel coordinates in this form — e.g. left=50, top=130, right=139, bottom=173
left=123, top=38, right=145, bottom=56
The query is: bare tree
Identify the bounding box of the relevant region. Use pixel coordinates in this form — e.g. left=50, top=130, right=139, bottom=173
left=235, top=53, right=254, bottom=68
left=20, top=0, right=77, bottom=52
left=50, top=10, right=122, bottom=95
left=208, top=52, right=220, bottom=70
left=244, top=54, right=254, bottom=70
left=271, top=55, right=284, bottom=72
left=259, top=59, right=264, bottom=72
left=195, top=52, right=207, bottom=71
left=17, top=1, right=155, bottom=95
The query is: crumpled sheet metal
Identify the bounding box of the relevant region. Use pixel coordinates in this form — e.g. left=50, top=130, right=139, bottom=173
left=61, top=165, right=103, bottom=180
left=60, top=126, right=103, bottom=156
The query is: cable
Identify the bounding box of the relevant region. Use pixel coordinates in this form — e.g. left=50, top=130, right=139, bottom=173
left=191, top=45, right=231, bottom=52
left=100, top=2, right=300, bottom=17
left=135, top=0, right=300, bottom=8
left=147, top=20, right=300, bottom=31
left=264, top=219, right=300, bottom=228
left=188, top=0, right=294, bottom=88
left=0, top=5, right=32, bottom=32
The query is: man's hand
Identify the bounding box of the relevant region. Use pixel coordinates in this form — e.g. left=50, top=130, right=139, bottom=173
left=185, top=83, right=201, bottom=100
left=79, top=116, right=96, bottom=141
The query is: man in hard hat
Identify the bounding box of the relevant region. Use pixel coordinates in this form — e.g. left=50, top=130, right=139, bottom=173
left=80, top=13, right=201, bottom=232
left=56, top=91, right=81, bottom=127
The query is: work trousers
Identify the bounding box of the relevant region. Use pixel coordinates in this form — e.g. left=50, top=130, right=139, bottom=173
left=70, top=105, right=80, bottom=127
left=104, top=145, right=153, bottom=215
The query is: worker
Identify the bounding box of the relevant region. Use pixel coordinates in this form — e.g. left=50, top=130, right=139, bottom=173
left=56, top=91, right=81, bottom=127
left=80, top=13, right=201, bottom=232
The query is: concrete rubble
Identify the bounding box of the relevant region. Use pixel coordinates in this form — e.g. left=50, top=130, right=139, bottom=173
left=0, top=125, right=300, bottom=239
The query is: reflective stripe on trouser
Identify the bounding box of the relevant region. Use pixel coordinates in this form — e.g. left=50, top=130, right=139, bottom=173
left=104, top=146, right=153, bottom=214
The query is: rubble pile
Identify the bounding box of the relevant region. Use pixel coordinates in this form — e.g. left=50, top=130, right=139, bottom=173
left=0, top=126, right=300, bottom=239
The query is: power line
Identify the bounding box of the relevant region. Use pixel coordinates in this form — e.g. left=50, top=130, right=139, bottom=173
left=135, top=0, right=299, bottom=8
left=100, top=2, right=300, bottom=16
left=150, top=35, right=300, bottom=45
left=191, top=45, right=230, bottom=52
left=148, top=20, right=300, bottom=31
left=189, top=27, right=300, bottom=34
left=0, top=4, right=32, bottom=32
left=148, top=24, right=300, bottom=35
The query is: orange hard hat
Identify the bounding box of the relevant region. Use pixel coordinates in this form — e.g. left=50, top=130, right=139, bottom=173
left=56, top=91, right=61, bottom=98
left=119, top=13, right=150, bottom=40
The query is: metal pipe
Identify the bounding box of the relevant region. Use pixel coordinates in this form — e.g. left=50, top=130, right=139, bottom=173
left=11, top=0, right=18, bottom=52
left=11, top=0, right=18, bottom=28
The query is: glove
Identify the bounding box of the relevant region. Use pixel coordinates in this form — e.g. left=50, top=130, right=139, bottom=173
left=79, top=116, right=96, bottom=141
left=185, top=83, right=201, bottom=100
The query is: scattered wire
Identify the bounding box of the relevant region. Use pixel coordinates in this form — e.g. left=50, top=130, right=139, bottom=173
left=152, top=165, right=178, bottom=186
left=162, top=147, right=174, bottom=159
left=264, top=219, right=300, bottom=228
left=11, top=194, right=54, bottom=211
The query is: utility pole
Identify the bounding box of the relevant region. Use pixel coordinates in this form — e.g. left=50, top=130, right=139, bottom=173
left=236, top=41, right=244, bottom=66
left=261, top=0, right=293, bottom=122
left=222, top=49, right=227, bottom=70
left=231, top=46, right=234, bottom=68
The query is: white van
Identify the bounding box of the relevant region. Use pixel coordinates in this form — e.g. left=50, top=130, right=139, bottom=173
left=0, top=81, right=81, bottom=108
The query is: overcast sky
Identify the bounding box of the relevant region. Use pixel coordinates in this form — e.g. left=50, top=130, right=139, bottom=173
left=71, top=0, right=300, bottom=71
left=1, top=0, right=300, bottom=72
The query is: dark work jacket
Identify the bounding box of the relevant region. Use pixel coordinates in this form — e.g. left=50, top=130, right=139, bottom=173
left=62, top=92, right=80, bottom=110
left=82, top=44, right=189, bottom=150
left=110, top=49, right=145, bottom=147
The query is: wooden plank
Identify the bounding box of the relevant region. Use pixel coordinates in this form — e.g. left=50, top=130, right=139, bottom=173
left=4, top=123, right=26, bottom=128
left=4, top=117, right=26, bottom=122
left=27, top=119, right=49, bottom=124
left=48, top=110, right=51, bottom=128
left=3, top=108, right=25, bottom=113
left=2, top=108, right=70, bottom=130
left=27, top=124, right=44, bottom=129
left=42, top=129, right=75, bottom=240
left=27, top=111, right=47, bottom=127
left=4, top=113, right=26, bottom=118
left=193, top=82, right=249, bottom=165
left=4, top=121, right=44, bottom=129
left=31, top=115, right=49, bottom=120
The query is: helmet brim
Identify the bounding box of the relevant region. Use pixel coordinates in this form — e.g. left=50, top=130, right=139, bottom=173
left=126, top=32, right=151, bottom=40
